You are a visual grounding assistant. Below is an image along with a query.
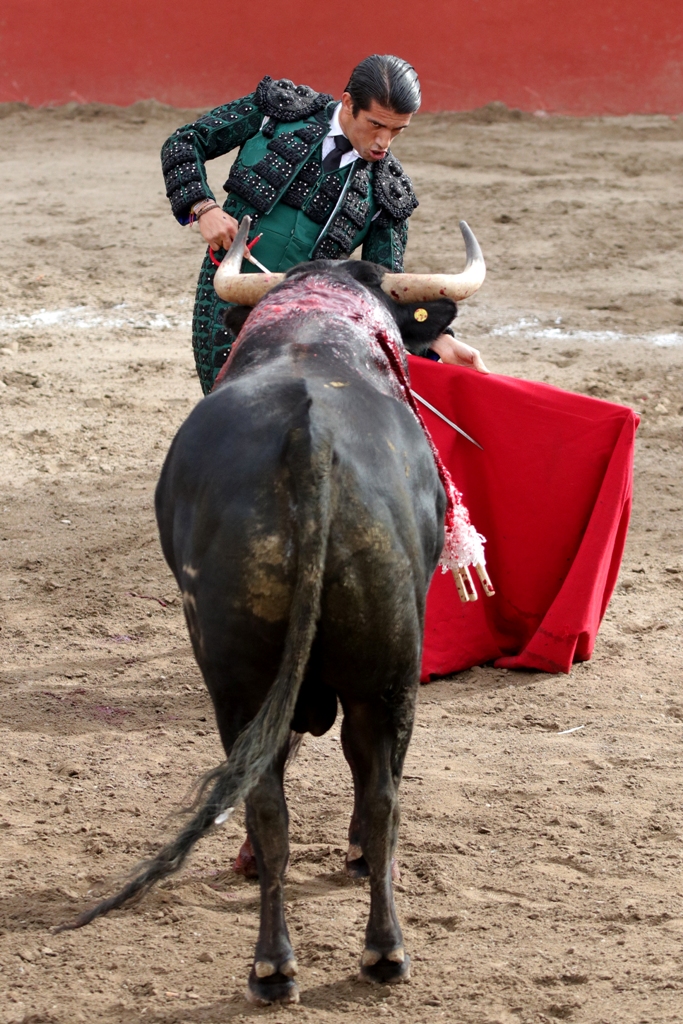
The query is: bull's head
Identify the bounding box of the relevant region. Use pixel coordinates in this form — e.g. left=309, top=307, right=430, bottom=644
left=213, top=217, right=486, bottom=306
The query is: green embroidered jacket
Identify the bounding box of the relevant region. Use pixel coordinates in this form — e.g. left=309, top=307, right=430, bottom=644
left=161, top=76, right=419, bottom=271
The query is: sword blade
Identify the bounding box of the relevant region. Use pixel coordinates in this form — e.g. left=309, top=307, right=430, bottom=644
left=244, top=250, right=272, bottom=274
left=410, top=390, right=483, bottom=450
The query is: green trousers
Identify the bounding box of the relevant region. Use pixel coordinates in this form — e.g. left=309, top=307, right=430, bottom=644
left=192, top=249, right=235, bottom=395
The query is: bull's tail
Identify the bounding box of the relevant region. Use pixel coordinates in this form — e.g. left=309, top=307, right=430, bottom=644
left=56, top=398, right=332, bottom=932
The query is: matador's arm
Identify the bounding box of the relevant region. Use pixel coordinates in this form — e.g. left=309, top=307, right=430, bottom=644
left=161, top=76, right=334, bottom=225
left=161, top=94, right=263, bottom=224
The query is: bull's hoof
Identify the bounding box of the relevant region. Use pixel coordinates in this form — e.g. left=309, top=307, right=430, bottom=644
left=345, top=847, right=401, bottom=882
left=345, top=852, right=369, bottom=878
left=246, top=965, right=300, bottom=1006
left=233, top=838, right=259, bottom=880
left=359, top=947, right=411, bottom=984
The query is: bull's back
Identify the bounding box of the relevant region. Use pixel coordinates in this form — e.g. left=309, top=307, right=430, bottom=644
left=155, top=359, right=443, bottom=693
left=304, top=372, right=444, bottom=689
left=155, top=372, right=313, bottom=686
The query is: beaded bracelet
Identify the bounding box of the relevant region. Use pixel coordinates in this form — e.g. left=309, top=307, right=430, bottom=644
left=191, top=197, right=214, bottom=212
left=189, top=199, right=219, bottom=225
left=196, top=201, right=220, bottom=220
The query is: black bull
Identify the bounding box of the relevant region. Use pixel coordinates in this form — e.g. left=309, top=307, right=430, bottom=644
left=60, top=260, right=457, bottom=1004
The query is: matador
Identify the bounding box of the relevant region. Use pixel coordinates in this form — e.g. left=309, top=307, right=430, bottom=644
left=161, top=54, right=488, bottom=393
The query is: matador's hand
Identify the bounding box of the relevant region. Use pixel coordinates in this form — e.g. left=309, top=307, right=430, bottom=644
left=199, top=207, right=239, bottom=251
left=430, top=334, right=490, bottom=373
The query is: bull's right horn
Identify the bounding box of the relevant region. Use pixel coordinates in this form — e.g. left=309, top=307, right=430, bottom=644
left=213, top=215, right=285, bottom=304
left=381, top=221, right=486, bottom=303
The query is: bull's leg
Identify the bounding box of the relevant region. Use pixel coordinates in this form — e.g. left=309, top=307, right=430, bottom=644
left=346, top=807, right=367, bottom=877
left=341, top=694, right=415, bottom=984
left=232, top=835, right=259, bottom=879
left=233, top=733, right=302, bottom=881
left=346, top=803, right=400, bottom=881
left=243, top=742, right=299, bottom=1006
left=338, top=708, right=370, bottom=877
left=344, top=753, right=368, bottom=877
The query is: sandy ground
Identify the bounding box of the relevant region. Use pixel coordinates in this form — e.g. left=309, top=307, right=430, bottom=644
left=0, top=100, right=682, bottom=1024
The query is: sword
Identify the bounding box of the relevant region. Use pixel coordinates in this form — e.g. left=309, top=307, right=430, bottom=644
left=244, top=238, right=271, bottom=275
left=244, top=251, right=271, bottom=274
left=205, top=221, right=272, bottom=274
left=410, top=390, right=483, bottom=450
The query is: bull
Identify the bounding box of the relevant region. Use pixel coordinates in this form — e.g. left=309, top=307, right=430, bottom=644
left=59, top=220, right=486, bottom=1006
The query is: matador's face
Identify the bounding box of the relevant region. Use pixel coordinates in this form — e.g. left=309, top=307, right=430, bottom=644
left=338, top=94, right=413, bottom=163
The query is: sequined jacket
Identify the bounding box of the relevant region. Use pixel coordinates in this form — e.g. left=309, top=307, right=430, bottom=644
left=161, top=76, right=419, bottom=271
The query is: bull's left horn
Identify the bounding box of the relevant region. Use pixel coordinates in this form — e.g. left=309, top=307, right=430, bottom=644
left=381, top=220, right=486, bottom=303
left=213, top=215, right=285, bottom=304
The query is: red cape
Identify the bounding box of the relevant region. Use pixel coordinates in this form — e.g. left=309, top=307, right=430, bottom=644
left=408, top=357, right=638, bottom=678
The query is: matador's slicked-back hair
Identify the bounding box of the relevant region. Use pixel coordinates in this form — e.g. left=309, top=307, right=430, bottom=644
left=345, top=55, right=421, bottom=116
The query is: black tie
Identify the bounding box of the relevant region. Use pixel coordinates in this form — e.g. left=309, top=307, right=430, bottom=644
left=322, top=134, right=354, bottom=172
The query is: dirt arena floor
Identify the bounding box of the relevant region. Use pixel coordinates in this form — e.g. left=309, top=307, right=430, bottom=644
left=1, top=101, right=682, bottom=1024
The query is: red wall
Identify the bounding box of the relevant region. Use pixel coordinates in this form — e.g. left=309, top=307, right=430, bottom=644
left=1, top=0, right=681, bottom=114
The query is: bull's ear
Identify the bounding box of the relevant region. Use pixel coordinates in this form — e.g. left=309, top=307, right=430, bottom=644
left=397, top=298, right=458, bottom=353
left=223, top=305, right=253, bottom=335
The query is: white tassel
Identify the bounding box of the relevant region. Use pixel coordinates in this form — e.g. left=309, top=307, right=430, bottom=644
left=214, top=807, right=234, bottom=826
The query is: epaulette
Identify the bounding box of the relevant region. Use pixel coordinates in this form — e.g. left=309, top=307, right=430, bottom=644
left=373, top=152, right=419, bottom=221
left=255, top=76, right=333, bottom=122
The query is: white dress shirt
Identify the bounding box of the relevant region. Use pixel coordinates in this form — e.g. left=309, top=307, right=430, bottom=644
left=321, top=103, right=359, bottom=168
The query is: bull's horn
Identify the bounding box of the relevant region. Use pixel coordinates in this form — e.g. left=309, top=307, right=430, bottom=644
left=381, top=221, right=486, bottom=303
left=213, top=215, right=285, bottom=303
left=213, top=270, right=285, bottom=304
